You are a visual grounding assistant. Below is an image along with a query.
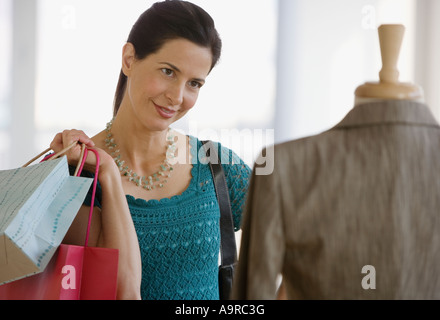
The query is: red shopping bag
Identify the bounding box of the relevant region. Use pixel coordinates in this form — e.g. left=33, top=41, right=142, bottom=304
left=0, top=146, right=119, bottom=300
left=0, top=244, right=118, bottom=300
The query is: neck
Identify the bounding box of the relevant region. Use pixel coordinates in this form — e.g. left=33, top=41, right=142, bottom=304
left=109, top=114, right=171, bottom=173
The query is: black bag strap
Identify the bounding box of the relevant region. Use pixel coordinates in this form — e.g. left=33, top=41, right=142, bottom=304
left=201, top=140, right=237, bottom=266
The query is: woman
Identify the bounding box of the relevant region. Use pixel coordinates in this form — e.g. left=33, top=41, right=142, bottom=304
left=51, top=0, right=251, bottom=300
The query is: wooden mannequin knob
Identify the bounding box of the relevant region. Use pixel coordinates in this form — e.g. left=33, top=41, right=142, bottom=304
left=378, top=24, right=404, bottom=83
left=355, top=24, right=423, bottom=101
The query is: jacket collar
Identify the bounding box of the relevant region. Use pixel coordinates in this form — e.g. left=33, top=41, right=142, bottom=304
left=333, top=100, right=440, bottom=130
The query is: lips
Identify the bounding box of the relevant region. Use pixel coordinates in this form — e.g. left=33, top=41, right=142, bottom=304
left=154, top=103, right=177, bottom=119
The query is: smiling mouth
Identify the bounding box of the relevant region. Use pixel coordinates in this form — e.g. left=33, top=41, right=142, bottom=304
left=159, top=107, right=174, bottom=114
left=154, top=103, right=177, bottom=118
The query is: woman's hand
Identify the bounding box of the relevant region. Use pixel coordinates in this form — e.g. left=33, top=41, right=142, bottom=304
left=50, top=129, right=95, bottom=164
left=50, top=129, right=117, bottom=177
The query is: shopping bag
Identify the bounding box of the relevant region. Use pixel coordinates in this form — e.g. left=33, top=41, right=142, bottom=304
left=0, top=147, right=119, bottom=300
left=0, top=244, right=119, bottom=300
left=0, top=143, right=93, bottom=285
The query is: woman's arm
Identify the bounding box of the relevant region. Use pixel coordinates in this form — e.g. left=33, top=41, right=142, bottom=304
left=53, top=130, right=142, bottom=300
left=96, top=163, right=142, bottom=300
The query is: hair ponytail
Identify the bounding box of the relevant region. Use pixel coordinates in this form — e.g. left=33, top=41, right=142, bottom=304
left=113, top=70, right=127, bottom=117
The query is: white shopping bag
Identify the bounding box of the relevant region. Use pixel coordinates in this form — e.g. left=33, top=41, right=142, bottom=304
left=0, top=156, right=92, bottom=285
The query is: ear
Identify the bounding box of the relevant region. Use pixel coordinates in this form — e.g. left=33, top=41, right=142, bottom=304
left=121, top=42, right=136, bottom=76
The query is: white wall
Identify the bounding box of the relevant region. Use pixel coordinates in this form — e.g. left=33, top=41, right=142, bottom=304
left=415, top=0, right=440, bottom=120
left=274, top=0, right=417, bottom=143
left=2, top=0, right=439, bottom=170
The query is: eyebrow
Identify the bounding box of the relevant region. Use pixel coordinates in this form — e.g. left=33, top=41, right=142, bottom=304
left=159, top=62, right=206, bottom=84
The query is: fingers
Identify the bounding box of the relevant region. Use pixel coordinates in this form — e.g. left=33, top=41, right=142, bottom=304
left=49, top=129, right=96, bottom=165
left=49, top=132, right=63, bottom=151
left=61, top=129, right=95, bottom=148
left=50, top=130, right=94, bottom=150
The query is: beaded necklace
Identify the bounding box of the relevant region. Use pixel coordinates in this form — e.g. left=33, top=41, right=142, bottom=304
left=104, top=119, right=176, bottom=190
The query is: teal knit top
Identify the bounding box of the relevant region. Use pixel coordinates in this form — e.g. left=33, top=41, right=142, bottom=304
left=76, top=136, right=251, bottom=300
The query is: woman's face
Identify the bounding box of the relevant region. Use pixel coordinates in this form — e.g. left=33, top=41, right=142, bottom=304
left=122, top=38, right=213, bottom=131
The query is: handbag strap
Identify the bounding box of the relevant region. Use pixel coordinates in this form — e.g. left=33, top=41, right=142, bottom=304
left=202, top=140, right=237, bottom=266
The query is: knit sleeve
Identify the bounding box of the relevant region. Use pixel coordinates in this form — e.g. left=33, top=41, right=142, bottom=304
left=219, top=145, right=252, bottom=231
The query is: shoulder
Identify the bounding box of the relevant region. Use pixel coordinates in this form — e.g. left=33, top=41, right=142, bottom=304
left=191, top=136, right=250, bottom=170
left=91, top=129, right=108, bottom=150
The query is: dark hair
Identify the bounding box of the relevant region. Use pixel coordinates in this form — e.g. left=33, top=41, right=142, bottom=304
left=113, top=0, right=222, bottom=116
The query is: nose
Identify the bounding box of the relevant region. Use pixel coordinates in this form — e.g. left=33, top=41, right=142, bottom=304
left=165, top=82, right=184, bottom=106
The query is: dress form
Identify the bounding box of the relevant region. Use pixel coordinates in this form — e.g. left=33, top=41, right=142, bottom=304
left=354, top=24, right=424, bottom=106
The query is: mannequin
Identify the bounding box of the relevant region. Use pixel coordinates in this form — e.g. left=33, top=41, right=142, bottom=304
left=233, top=22, right=440, bottom=301
left=354, top=24, right=424, bottom=106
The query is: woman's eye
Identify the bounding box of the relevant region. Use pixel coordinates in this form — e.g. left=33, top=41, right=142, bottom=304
left=161, top=68, right=174, bottom=77
left=189, top=80, right=203, bottom=89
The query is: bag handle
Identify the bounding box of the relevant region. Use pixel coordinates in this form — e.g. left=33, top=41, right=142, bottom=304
left=23, top=142, right=100, bottom=247
left=22, top=141, right=86, bottom=176
left=48, top=146, right=99, bottom=247
left=22, top=141, right=77, bottom=167
left=56, top=145, right=100, bottom=247
left=80, top=148, right=100, bottom=247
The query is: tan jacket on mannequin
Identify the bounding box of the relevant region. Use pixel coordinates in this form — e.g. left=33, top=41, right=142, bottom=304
left=232, top=25, right=440, bottom=299
left=232, top=100, right=440, bottom=299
